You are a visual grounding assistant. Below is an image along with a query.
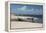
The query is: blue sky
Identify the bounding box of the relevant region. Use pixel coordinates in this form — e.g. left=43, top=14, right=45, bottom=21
left=10, top=4, right=43, bottom=15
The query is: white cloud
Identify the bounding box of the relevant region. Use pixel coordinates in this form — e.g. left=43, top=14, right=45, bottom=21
left=16, top=6, right=34, bottom=12
left=16, top=6, right=27, bottom=11
left=21, top=6, right=27, bottom=11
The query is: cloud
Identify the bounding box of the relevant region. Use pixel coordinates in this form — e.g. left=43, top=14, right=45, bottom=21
left=21, top=6, right=27, bottom=11
left=16, top=6, right=34, bottom=12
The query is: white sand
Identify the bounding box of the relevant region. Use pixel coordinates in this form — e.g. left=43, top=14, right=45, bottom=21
left=11, top=21, right=43, bottom=29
